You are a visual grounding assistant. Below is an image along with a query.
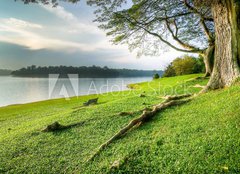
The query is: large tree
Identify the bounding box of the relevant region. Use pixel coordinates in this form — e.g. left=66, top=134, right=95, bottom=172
left=94, top=0, right=240, bottom=89
left=89, top=0, right=215, bottom=77
left=20, top=0, right=240, bottom=89
left=204, top=0, right=240, bottom=89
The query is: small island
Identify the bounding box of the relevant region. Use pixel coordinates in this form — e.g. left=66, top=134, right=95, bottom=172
left=11, top=65, right=163, bottom=78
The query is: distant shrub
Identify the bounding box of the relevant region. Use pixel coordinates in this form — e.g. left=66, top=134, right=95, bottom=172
left=162, top=63, right=176, bottom=77
left=153, top=73, right=160, bottom=79
left=163, top=55, right=205, bottom=77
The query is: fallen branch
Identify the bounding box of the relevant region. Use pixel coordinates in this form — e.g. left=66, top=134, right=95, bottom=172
left=87, top=94, right=192, bottom=161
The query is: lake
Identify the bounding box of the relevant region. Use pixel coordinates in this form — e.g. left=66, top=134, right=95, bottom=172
left=0, top=76, right=151, bottom=107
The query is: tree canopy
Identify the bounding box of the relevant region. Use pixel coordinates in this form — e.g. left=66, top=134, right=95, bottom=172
left=19, top=0, right=214, bottom=54
left=92, top=0, right=214, bottom=56
left=18, top=0, right=240, bottom=89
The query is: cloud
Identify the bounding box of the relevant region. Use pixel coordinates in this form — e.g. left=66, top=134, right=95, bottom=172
left=0, top=4, right=129, bottom=52
left=0, top=17, right=112, bottom=51
left=0, top=2, right=184, bottom=70
left=0, top=41, right=171, bottom=70
left=41, top=4, right=102, bottom=34
left=5, top=18, right=43, bottom=29
left=0, top=18, right=83, bottom=51
left=43, top=5, right=77, bottom=22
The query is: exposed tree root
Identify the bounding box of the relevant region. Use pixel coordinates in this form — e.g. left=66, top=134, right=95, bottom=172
left=161, top=94, right=192, bottom=101
left=192, top=84, right=206, bottom=89
left=118, top=108, right=152, bottom=117
left=87, top=94, right=192, bottom=161
left=200, top=85, right=215, bottom=94
left=42, top=121, right=85, bottom=132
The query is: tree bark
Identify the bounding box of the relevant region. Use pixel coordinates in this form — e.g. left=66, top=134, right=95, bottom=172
left=206, top=0, right=240, bottom=89
left=203, top=45, right=215, bottom=77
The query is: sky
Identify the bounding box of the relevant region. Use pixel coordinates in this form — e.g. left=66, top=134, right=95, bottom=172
left=0, top=0, right=185, bottom=70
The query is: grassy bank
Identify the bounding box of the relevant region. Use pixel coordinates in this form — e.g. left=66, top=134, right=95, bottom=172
left=0, top=74, right=239, bottom=173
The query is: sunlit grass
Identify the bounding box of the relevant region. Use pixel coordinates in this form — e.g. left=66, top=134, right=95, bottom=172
left=0, top=74, right=239, bottom=173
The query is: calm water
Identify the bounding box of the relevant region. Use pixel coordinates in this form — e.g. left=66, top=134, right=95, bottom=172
left=0, top=76, right=151, bottom=107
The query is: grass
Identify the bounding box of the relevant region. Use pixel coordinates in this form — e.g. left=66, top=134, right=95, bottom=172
left=0, top=74, right=239, bottom=173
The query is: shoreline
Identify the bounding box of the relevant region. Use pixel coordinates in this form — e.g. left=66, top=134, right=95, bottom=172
left=0, top=81, right=143, bottom=108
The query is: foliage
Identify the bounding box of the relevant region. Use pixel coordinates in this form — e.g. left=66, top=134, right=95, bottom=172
left=163, top=55, right=204, bottom=77
left=153, top=73, right=160, bottom=79
left=19, top=0, right=215, bottom=57
left=18, top=0, right=79, bottom=7
left=162, top=63, right=176, bottom=77
left=88, top=0, right=214, bottom=56
left=0, top=74, right=239, bottom=173
left=173, top=56, right=199, bottom=75
left=11, top=65, right=163, bottom=78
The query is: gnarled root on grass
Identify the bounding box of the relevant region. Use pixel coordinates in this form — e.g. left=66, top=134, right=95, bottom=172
left=87, top=94, right=192, bottom=161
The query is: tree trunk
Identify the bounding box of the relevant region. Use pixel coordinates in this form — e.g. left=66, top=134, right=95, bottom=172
left=206, top=0, right=240, bottom=89
left=203, top=45, right=215, bottom=77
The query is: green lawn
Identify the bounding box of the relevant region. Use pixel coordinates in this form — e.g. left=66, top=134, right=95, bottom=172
left=0, top=74, right=239, bottom=173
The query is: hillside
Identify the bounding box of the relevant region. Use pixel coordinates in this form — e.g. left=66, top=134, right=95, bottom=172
left=0, top=74, right=239, bottom=173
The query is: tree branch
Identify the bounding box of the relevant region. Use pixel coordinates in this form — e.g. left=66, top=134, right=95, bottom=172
left=125, top=16, right=204, bottom=53
left=183, top=0, right=213, bottom=21
left=165, top=17, right=200, bottom=50
left=183, top=0, right=214, bottom=42
left=200, top=19, right=213, bottom=42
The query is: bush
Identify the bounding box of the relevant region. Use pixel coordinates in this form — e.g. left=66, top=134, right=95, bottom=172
left=163, top=55, right=205, bottom=77
left=162, top=63, right=176, bottom=77
left=153, top=73, right=160, bottom=79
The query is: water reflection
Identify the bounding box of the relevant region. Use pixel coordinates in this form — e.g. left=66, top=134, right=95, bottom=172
left=0, top=76, right=151, bottom=107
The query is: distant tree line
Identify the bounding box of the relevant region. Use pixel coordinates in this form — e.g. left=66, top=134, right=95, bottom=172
left=0, top=69, right=12, bottom=76
left=11, top=65, right=163, bottom=78
left=163, top=55, right=205, bottom=77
